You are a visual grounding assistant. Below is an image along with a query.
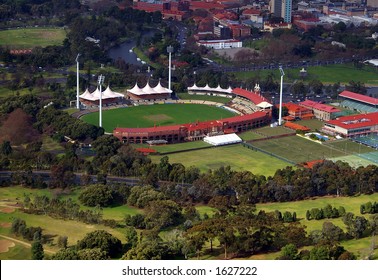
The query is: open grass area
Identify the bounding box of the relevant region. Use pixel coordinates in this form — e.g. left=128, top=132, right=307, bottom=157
left=150, top=144, right=291, bottom=176
left=41, top=136, right=65, bottom=154
left=324, top=139, right=376, bottom=154
left=0, top=242, right=32, bottom=260
left=253, top=126, right=294, bottom=137
left=238, top=131, right=265, bottom=141
left=0, top=27, right=66, bottom=48
left=133, top=141, right=212, bottom=154
left=256, top=193, right=378, bottom=259
left=233, top=63, right=378, bottom=85
left=296, top=119, right=324, bottom=131
left=331, top=154, right=378, bottom=168
left=252, top=135, right=347, bottom=163
left=81, top=104, right=236, bottom=133
left=177, top=92, right=231, bottom=104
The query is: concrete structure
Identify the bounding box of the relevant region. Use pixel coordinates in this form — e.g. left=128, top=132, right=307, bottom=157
left=299, top=100, right=341, bottom=121
left=339, top=90, right=378, bottom=113
left=322, top=112, right=378, bottom=137
left=270, top=0, right=292, bottom=23
left=197, top=39, right=242, bottom=49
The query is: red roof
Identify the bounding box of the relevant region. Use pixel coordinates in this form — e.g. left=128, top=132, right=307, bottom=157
left=136, top=148, right=157, bottom=154
left=184, top=120, right=222, bottom=131
left=284, top=122, right=311, bottom=131
left=242, top=9, right=260, bottom=15
left=283, top=102, right=312, bottom=113
left=326, top=112, right=378, bottom=129
left=232, top=88, right=268, bottom=105
left=221, top=111, right=268, bottom=123
left=300, top=100, right=340, bottom=113
left=339, top=90, right=378, bottom=106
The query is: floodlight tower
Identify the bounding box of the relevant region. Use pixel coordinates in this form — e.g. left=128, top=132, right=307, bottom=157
left=76, top=54, right=80, bottom=109
left=167, top=45, right=174, bottom=90
left=98, top=74, right=105, bottom=128
left=278, top=66, right=285, bottom=126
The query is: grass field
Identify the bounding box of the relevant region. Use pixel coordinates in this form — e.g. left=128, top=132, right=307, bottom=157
left=133, top=141, right=212, bottom=154
left=177, top=92, right=231, bottom=104
left=0, top=28, right=66, bottom=48
left=233, top=63, right=378, bottom=85
left=238, top=131, right=265, bottom=141
left=81, top=104, right=236, bottom=132
left=252, top=135, right=346, bottom=163
left=150, top=144, right=291, bottom=176
left=253, top=126, right=294, bottom=136
left=324, top=139, right=376, bottom=155
left=296, top=119, right=324, bottom=131
left=256, top=193, right=378, bottom=259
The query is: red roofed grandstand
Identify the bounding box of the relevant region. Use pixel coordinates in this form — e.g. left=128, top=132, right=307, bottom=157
left=114, top=110, right=271, bottom=144
left=299, top=100, right=341, bottom=121
left=339, top=90, right=378, bottom=113
left=322, top=112, right=378, bottom=138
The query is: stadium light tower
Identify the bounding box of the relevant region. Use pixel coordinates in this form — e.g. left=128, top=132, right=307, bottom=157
left=278, top=66, right=285, bottom=126
left=76, top=53, right=80, bottom=109
left=98, top=74, right=105, bottom=128
left=167, top=45, right=174, bottom=91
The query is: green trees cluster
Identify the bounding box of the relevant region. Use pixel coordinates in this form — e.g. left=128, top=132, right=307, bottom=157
left=306, top=205, right=345, bottom=220
left=360, top=201, right=378, bottom=214
left=275, top=210, right=297, bottom=223
left=11, top=218, right=42, bottom=241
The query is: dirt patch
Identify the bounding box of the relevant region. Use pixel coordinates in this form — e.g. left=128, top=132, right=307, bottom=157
left=213, top=47, right=259, bottom=61
left=0, top=223, right=11, bottom=228
left=0, top=239, right=15, bottom=253
left=0, top=207, right=15, bottom=213
left=144, top=114, right=172, bottom=122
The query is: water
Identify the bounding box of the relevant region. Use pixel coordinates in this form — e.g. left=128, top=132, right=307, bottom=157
left=108, top=30, right=156, bottom=66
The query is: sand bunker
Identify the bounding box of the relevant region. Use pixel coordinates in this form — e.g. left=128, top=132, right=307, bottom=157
left=0, top=223, right=11, bottom=228
left=0, top=207, right=15, bottom=213
left=0, top=239, right=15, bottom=253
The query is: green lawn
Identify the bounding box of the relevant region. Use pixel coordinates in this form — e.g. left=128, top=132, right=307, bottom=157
left=252, top=135, right=346, bottom=163
left=324, top=139, right=376, bottom=155
left=296, top=119, right=324, bottom=131
left=150, top=144, right=291, bottom=176
left=177, top=92, right=231, bottom=104
left=81, top=104, right=236, bottom=133
left=253, top=126, right=294, bottom=137
left=41, top=136, right=65, bottom=153
left=238, top=131, right=265, bottom=141
left=0, top=27, right=66, bottom=48
left=233, top=63, right=378, bottom=85
left=133, top=141, right=212, bottom=154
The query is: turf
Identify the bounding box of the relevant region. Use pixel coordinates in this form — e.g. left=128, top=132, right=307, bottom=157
left=324, top=139, right=376, bottom=154
left=150, top=144, right=291, bottom=176
left=81, top=104, right=236, bottom=133
left=253, top=126, right=294, bottom=136
left=0, top=28, right=66, bottom=48
left=238, top=131, right=265, bottom=141
left=251, top=135, right=346, bottom=163
left=296, top=119, right=324, bottom=131
left=133, top=141, right=212, bottom=153
left=177, top=92, right=231, bottom=104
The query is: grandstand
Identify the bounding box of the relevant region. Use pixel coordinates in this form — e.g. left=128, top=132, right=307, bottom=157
left=339, top=90, right=378, bottom=113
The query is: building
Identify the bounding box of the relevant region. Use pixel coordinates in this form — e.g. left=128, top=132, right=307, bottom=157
left=339, top=90, right=378, bottom=113
left=214, top=23, right=232, bottom=39
left=79, top=86, right=124, bottom=107
left=299, top=100, right=341, bottom=121
left=270, top=0, right=292, bottom=23
left=113, top=110, right=271, bottom=143
left=282, top=102, right=314, bottom=119
left=322, top=112, right=378, bottom=137
left=127, top=81, right=172, bottom=102
left=197, top=39, right=242, bottom=49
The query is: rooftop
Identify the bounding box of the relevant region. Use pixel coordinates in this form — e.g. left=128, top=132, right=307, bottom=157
left=326, top=112, right=378, bottom=129
left=300, top=100, right=340, bottom=113
left=339, top=90, right=378, bottom=106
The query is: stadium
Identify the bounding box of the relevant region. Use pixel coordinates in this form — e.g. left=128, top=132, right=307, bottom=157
left=80, top=82, right=273, bottom=144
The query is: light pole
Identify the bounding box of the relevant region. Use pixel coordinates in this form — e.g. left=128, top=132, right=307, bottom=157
left=98, top=74, right=105, bottom=128
left=167, top=45, right=174, bottom=91
left=76, top=54, right=80, bottom=109
left=279, top=66, right=285, bottom=126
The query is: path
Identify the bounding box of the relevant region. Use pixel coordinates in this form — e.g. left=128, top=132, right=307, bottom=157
left=0, top=234, right=55, bottom=254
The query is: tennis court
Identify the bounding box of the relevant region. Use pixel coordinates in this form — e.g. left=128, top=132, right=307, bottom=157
left=352, top=134, right=378, bottom=149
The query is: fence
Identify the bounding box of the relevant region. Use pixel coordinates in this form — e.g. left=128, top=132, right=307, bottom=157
left=241, top=142, right=297, bottom=165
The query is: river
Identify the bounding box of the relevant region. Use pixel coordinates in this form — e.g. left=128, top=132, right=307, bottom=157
left=108, top=30, right=156, bottom=66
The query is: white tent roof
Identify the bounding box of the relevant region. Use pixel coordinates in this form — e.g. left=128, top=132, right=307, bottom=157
left=103, top=85, right=124, bottom=98
left=203, top=84, right=212, bottom=91
left=79, top=88, right=93, bottom=99
left=153, top=80, right=172, bottom=94
left=142, top=82, right=157, bottom=95
left=203, top=133, right=242, bottom=146
left=256, top=101, right=273, bottom=108
left=187, top=84, right=233, bottom=94
left=188, top=83, right=200, bottom=91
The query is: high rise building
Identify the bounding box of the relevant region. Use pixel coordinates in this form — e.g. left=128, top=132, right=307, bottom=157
left=270, top=0, right=292, bottom=23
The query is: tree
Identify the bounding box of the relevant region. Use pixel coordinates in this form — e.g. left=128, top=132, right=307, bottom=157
left=31, top=240, right=44, bottom=260
left=79, top=184, right=114, bottom=207
left=77, top=230, right=122, bottom=258
left=322, top=221, right=344, bottom=243
left=51, top=248, right=79, bottom=260
left=345, top=81, right=367, bottom=94
left=78, top=248, right=109, bottom=260
left=1, top=140, right=12, bottom=156
left=125, top=226, right=138, bottom=248
left=278, top=243, right=298, bottom=260
left=57, top=236, right=68, bottom=249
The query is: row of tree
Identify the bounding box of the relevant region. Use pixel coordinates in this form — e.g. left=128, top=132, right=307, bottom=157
left=360, top=201, right=378, bottom=214
left=306, top=205, right=346, bottom=220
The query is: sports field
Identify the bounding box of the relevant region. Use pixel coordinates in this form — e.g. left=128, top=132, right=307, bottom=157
left=0, top=28, right=66, bottom=48
left=81, top=104, right=236, bottom=132
left=251, top=135, right=346, bottom=163
left=150, top=144, right=291, bottom=176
